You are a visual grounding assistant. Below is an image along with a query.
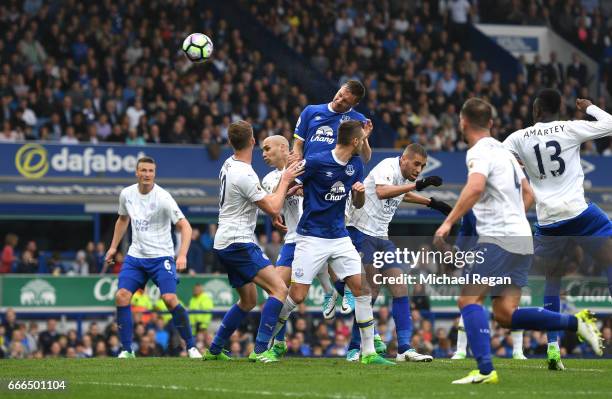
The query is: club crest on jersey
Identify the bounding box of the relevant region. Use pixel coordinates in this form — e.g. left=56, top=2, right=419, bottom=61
left=345, top=165, right=355, bottom=176
left=340, top=114, right=351, bottom=122
left=325, top=181, right=347, bottom=201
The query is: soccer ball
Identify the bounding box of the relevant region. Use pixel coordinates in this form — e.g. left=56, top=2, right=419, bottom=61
left=182, top=33, right=213, bottom=63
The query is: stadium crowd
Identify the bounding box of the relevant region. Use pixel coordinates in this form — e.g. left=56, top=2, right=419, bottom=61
left=480, top=0, right=612, bottom=62
left=246, top=0, right=612, bottom=153
left=3, top=227, right=609, bottom=279
left=0, top=0, right=611, bottom=153
left=3, top=232, right=612, bottom=360
left=2, top=300, right=611, bottom=359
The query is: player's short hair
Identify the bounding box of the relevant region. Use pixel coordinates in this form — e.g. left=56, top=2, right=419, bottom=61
left=535, top=88, right=562, bottom=115
left=460, top=98, right=493, bottom=130
left=136, top=156, right=156, bottom=168
left=228, top=120, right=253, bottom=150
left=337, top=120, right=364, bottom=146
left=343, top=80, right=366, bottom=103
left=403, top=143, right=427, bottom=159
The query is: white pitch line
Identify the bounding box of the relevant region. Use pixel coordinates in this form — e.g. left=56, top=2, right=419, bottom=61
left=73, top=381, right=367, bottom=399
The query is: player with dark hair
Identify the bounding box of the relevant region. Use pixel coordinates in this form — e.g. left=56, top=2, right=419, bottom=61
left=504, top=89, right=612, bottom=370
left=435, top=98, right=602, bottom=384
left=272, top=120, right=394, bottom=365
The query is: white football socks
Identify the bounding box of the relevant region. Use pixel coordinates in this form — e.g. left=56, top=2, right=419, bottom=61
left=316, top=267, right=334, bottom=295
left=271, top=295, right=297, bottom=340
left=511, top=330, right=524, bottom=355
left=355, top=295, right=375, bottom=356
left=456, top=316, right=467, bottom=353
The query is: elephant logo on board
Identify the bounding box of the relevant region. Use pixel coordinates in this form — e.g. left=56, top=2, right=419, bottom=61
left=20, top=279, right=57, bottom=306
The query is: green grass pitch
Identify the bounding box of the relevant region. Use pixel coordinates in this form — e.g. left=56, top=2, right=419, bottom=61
left=1, top=358, right=611, bottom=399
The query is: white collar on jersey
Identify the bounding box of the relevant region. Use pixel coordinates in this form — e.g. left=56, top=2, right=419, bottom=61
left=331, top=149, right=348, bottom=166
left=327, top=102, right=352, bottom=114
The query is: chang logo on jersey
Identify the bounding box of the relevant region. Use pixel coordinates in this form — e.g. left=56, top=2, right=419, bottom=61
left=311, top=126, right=335, bottom=144
left=14, top=144, right=146, bottom=178
left=133, top=219, right=150, bottom=232
left=325, top=181, right=347, bottom=201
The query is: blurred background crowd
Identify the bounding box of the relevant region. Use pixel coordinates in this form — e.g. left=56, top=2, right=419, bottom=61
left=1, top=0, right=611, bottom=153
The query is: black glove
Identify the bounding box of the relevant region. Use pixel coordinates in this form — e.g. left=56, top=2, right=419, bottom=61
left=428, top=197, right=452, bottom=215
left=415, top=176, right=443, bottom=191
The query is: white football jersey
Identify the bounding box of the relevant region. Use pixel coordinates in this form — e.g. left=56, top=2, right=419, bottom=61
left=467, top=137, right=533, bottom=254
left=118, top=184, right=185, bottom=258
left=504, top=105, right=612, bottom=226
left=348, top=157, right=409, bottom=237
left=262, top=169, right=303, bottom=243
left=214, top=157, right=267, bottom=250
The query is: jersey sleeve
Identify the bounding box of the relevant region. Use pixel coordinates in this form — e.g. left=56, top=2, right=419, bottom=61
left=294, top=106, right=310, bottom=141
left=237, top=171, right=267, bottom=203
left=565, top=105, right=612, bottom=144
left=298, top=155, right=318, bottom=184
left=370, top=161, right=394, bottom=185
left=466, top=146, right=492, bottom=178
left=118, top=189, right=128, bottom=215
left=164, top=194, right=185, bottom=224
left=502, top=133, right=521, bottom=159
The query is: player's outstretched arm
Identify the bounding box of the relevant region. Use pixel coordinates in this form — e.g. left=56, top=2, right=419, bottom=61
left=175, top=218, right=192, bottom=272
left=105, top=215, right=130, bottom=264
left=256, top=162, right=304, bottom=216
left=375, top=176, right=443, bottom=200
left=376, top=183, right=417, bottom=199
left=404, top=192, right=453, bottom=216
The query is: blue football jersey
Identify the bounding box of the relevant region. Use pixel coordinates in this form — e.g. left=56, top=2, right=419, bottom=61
left=294, top=103, right=367, bottom=157
left=297, top=150, right=364, bottom=239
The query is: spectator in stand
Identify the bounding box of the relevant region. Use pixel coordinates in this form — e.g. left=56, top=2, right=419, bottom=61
left=16, top=248, right=38, bottom=273
left=188, top=283, right=214, bottom=334
left=1, top=233, right=18, bottom=273
left=38, top=319, right=60, bottom=355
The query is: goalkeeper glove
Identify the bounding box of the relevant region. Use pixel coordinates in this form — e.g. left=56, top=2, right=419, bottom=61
left=428, top=197, right=452, bottom=215
left=415, top=176, right=443, bottom=191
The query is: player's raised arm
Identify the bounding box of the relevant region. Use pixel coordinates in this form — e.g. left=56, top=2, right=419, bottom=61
left=289, top=106, right=309, bottom=164
left=360, top=119, right=373, bottom=163
left=289, top=138, right=304, bottom=164
left=569, top=98, right=612, bottom=142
